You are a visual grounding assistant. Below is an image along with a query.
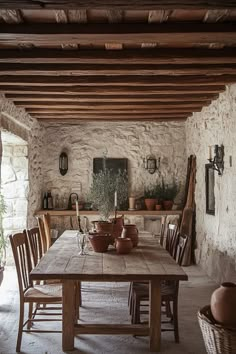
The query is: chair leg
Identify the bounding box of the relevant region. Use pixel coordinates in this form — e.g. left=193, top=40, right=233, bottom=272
left=173, top=298, right=179, bottom=343
left=16, top=301, right=24, bottom=352
left=27, top=302, right=33, bottom=329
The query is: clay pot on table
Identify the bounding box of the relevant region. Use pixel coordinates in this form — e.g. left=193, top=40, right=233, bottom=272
left=93, top=220, right=114, bottom=235
left=110, top=215, right=124, bottom=242
left=121, top=224, right=139, bottom=247
left=210, top=282, right=236, bottom=327
left=116, top=237, right=133, bottom=255
left=88, top=233, right=111, bottom=253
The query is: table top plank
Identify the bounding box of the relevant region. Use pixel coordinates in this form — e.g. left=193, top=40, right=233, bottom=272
left=30, top=231, right=188, bottom=282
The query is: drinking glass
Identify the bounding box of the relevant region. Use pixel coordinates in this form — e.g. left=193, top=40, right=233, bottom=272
left=76, top=232, right=88, bottom=255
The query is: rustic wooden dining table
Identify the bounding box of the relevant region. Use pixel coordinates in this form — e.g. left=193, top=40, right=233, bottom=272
left=30, top=230, right=188, bottom=352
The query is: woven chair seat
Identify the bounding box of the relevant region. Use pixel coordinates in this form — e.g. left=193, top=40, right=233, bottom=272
left=25, top=283, right=62, bottom=300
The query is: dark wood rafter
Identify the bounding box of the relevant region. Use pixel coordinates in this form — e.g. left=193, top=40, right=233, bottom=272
left=5, top=94, right=217, bottom=102
left=0, top=1, right=235, bottom=10
left=1, top=23, right=236, bottom=46
left=1, top=48, right=236, bottom=65
left=0, top=85, right=225, bottom=94
left=1, top=63, right=236, bottom=76
left=0, top=75, right=234, bottom=86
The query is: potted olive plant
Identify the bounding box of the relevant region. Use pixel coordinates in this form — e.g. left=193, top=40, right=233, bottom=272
left=0, top=193, right=7, bottom=287
left=89, top=168, right=128, bottom=229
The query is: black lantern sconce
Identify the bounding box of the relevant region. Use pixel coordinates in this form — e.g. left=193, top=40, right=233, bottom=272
left=208, top=144, right=224, bottom=176
left=143, top=155, right=160, bottom=174
left=59, top=151, right=68, bottom=176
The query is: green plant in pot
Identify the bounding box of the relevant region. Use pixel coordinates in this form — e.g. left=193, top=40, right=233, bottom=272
left=144, top=184, right=157, bottom=211
left=89, top=168, right=128, bottom=221
left=162, top=180, right=179, bottom=210
left=0, top=193, right=7, bottom=286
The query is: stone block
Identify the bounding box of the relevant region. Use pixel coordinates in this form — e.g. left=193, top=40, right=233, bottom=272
left=1, top=164, right=16, bottom=183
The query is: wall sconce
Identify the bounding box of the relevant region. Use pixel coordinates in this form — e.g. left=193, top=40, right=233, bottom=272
left=59, top=151, right=68, bottom=176
left=208, top=144, right=224, bottom=176
left=143, top=155, right=160, bottom=174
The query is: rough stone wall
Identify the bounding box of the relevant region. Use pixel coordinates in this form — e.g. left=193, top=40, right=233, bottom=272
left=43, top=121, right=187, bottom=206
left=1, top=133, right=28, bottom=236
left=0, top=94, right=45, bottom=228
left=185, top=84, right=236, bottom=284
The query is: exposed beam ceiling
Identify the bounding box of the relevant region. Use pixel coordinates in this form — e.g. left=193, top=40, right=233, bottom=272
left=0, top=4, right=236, bottom=122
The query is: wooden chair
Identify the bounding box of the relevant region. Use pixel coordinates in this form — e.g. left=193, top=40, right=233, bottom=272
left=37, top=216, right=49, bottom=254
left=9, top=231, right=62, bottom=352
left=166, top=223, right=179, bottom=257
left=159, top=215, right=167, bottom=246
left=130, top=233, right=189, bottom=343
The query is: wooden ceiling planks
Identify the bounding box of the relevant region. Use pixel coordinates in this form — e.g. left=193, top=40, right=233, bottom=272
left=0, top=3, right=236, bottom=122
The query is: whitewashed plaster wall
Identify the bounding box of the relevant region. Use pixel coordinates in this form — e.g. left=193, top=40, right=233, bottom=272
left=185, top=84, right=236, bottom=284
left=0, top=94, right=45, bottom=228
left=42, top=121, right=187, bottom=232
left=42, top=121, right=187, bottom=202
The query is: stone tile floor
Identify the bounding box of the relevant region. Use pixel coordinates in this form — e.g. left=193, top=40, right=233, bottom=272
left=0, top=265, right=217, bottom=354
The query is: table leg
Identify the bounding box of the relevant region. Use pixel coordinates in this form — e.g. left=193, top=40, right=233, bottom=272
left=62, top=280, right=75, bottom=351
left=149, top=279, right=161, bottom=352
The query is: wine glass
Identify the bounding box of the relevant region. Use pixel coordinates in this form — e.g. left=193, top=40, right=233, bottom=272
left=76, top=232, right=88, bottom=255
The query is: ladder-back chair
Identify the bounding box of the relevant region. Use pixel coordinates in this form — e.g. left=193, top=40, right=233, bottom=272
left=9, top=231, right=62, bottom=352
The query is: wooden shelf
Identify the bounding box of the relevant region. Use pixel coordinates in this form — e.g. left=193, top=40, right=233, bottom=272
left=35, top=209, right=182, bottom=217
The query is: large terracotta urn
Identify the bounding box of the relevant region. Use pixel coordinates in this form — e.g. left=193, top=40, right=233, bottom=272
left=210, top=282, right=236, bottom=327
left=122, top=224, right=139, bottom=247
left=110, top=215, right=124, bottom=242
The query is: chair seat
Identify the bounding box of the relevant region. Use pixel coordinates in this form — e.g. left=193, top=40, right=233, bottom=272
left=132, top=281, right=176, bottom=298
left=24, top=283, right=62, bottom=301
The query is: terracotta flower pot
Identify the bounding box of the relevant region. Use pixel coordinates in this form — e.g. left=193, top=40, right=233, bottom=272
left=210, top=282, right=236, bottom=327
left=163, top=200, right=174, bottom=210
left=122, top=224, right=139, bottom=247
left=88, top=233, right=111, bottom=253
left=155, top=204, right=162, bottom=211
left=116, top=237, right=132, bottom=255
left=94, top=221, right=113, bottom=235
left=145, top=198, right=157, bottom=211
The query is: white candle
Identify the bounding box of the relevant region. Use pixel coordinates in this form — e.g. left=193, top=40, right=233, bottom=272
left=209, top=146, right=212, bottom=160
left=114, top=191, right=117, bottom=208
left=75, top=200, right=80, bottom=217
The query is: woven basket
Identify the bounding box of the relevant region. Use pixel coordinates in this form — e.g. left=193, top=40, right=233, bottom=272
left=198, top=305, right=236, bottom=354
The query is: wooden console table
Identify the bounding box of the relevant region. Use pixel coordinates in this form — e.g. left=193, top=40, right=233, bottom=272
left=35, top=209, right=182, bottom=217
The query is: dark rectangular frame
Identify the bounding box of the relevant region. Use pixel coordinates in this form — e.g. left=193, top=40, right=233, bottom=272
left=205, top=163, right=215, bottom=215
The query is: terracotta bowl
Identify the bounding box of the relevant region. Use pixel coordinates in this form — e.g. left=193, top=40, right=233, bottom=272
left=88, top=233, right=111, bottom=253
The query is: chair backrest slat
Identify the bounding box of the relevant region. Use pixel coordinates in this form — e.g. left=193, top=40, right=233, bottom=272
left=175, top=234, right=188, bottom=266
left=159, top=216, right=167, bottom=246
left=27, top=227, right=43, bottom=267
left=42, top=213, right=52, bottom=250
left=166, top=223, right=179, bottom=257
left=10, top=231, right=33, bottom=296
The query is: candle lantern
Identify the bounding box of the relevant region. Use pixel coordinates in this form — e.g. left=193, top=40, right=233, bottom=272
left=59, top=151, right=68, bottom=176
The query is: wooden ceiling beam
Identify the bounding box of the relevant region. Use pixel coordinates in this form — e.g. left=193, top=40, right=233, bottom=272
left=6, top=94, right=217, bottom=102
left=18, top=102, right=205, bottom=109
left=1, top=23, right=236, bottom=46
left=0, top=85, right=225, bottom=94
left=2, top=48, right=236, bottom=65
left=0, top=1, right=235, bottom=10
left=1, top=63, right=236, bottom=76
left=0, top=75, right=233, bottom=86
left=25, top=108, right=198, bottom=114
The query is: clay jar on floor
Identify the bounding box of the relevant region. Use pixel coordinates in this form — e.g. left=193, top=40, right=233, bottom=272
left=210, top=282, right=236, bottom=327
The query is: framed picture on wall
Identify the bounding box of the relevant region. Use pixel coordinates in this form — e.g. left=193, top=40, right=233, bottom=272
left=205, top=163, right=215, bottom=215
